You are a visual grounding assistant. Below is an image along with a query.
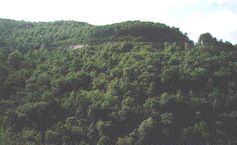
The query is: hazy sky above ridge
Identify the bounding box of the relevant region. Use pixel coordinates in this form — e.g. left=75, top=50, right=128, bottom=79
left=1, top=0, right=237, bottom=44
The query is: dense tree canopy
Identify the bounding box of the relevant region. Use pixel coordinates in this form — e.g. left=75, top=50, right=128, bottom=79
left=0, top=19, right=236, bottom=145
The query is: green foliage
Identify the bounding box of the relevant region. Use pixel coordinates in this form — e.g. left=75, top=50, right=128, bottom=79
left=193, top=122, right=210, bottom=138
left=0, top=18, right=236, bottom=145
left=0, top=19, right=191, bottom=52
left=97, top=136, right=110, bottom=145
left=198, top=33, right=217, bottom=46
left=138, top=117, right=157, bottom=136
left=143, top=97, right=159, bottom=113
left=7, top=50, right=23, bottom=69
left=0, top=128, right=6, bottom=145
left=116, top=136, right=133, bottom=145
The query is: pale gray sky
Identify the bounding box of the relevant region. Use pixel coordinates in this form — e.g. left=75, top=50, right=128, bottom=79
left=0, top=0, right=236, bottom=44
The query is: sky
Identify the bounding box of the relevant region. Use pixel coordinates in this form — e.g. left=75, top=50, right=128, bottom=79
left=0, top=0, right=237, bottom=44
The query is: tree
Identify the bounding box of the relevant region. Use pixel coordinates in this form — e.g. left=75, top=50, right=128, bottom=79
left=16, top=100, right=67, bottom=144
left=198, top=33, right=217, bottom=46
left=116, top=136, right=133, bottom=145
left=7, top=50, right=23, bottom=69
left=137, top=117, right=159, bottom=145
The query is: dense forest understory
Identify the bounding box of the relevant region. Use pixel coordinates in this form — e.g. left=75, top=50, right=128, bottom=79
left=0, top=18, right=236, bottom=145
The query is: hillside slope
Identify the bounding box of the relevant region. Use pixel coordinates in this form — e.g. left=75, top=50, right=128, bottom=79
left=0, top=19, right=236, bottom=145
left=0, top=19, right=191, bottom=51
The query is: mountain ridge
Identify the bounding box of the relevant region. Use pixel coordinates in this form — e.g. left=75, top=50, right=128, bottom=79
left=0, top=18, right=236, bottom=145
left=0, top=18, right=192, bottom=52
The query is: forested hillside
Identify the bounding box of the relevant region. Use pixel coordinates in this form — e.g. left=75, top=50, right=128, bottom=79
left=0, top=19, right=236, bottom=145
left=0, top=19, right=191, bottom=51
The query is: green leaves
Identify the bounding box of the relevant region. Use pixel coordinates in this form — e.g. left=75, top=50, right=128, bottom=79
left=0, top=19, right=236, bottom=145
left=138, top=117, right=157, bottom=136
left=198, top=33, right=217, bottom=46
left=0, top=128, right=6, bottom=145
left=7, top=50, right=23, bottom=69
left=160, top=113, right=173, bottom=125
